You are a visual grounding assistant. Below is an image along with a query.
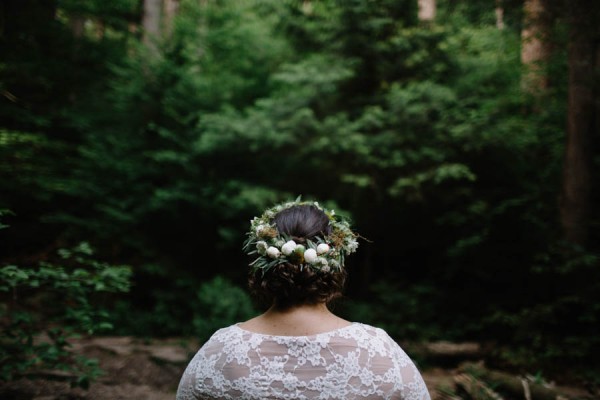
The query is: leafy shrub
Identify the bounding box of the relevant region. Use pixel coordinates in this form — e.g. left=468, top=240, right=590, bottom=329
left=340, top=281, right=443, bottom=342
left=107, top=274, right=256, bottom=341
left=484, top=244, right=600, bottom=376
left=192, top=276, right=257, bottom=342
left=0, top=243, right=131, bottom=388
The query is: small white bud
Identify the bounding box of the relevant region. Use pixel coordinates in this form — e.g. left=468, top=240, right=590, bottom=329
left=304, top=248, right=318, bottom=263
left=317, top=243, right=330, bottom=255
left=281, top=240, right=297, bottom=255
left=266, top=246, right=281, bottom=258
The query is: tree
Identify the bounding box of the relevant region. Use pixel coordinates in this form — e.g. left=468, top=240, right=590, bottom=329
left=142, top=0, right=162, bottom=50
left=560, top=0, right=599, bottom=246
left=521, top=0, right=551, bottom=93
left=163, top=0, right=179, bottom=35
left=418, top=0, right=436, bottom=21
left=495, top=0, right=504, bottom=30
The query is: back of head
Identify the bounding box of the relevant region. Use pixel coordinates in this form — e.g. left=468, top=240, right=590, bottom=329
left=246, top=202, right=355, bottom=310
left=273, top=204, right=331, bottom=244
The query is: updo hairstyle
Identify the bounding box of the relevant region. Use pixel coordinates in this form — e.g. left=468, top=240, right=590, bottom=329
left=248, top=205, right=347, bottom=310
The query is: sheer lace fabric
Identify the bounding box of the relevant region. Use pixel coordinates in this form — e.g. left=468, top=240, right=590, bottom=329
left=176, top=322, right=430, bottom=400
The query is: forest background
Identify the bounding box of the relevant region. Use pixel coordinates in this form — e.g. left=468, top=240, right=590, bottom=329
left=1, top=0, right=599, bottom=389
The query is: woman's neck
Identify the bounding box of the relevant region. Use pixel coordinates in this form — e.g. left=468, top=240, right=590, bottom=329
left=266, top=302, right=330, bottom=317
left=239, top=303, right=351, bottom=336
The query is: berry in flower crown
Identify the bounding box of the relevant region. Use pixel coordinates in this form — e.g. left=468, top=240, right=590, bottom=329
left=243, top=198, right=359, bottom=273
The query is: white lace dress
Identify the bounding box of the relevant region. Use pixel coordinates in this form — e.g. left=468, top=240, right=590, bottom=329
left=176, top=322, right=430, bottom=400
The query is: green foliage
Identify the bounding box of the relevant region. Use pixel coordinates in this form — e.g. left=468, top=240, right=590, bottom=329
left=485, top=244, right=600, bottom=373
left=192, top=276, right=257, bottom=342
left=0, top=243, right=131, bottom=387
left=341, top=281, right=442, bottom=341
left=107, top=274, right=255, bottom=341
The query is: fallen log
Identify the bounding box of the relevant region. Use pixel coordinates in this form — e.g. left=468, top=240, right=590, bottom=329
left=454, top=373, right=504, bottom=400
left=458, top=362, right=582, bottom=400
left=405, top=341, right=483, bottom=366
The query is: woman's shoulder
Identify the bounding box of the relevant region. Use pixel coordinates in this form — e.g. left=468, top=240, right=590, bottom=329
left=202, top=323, right=245, bottom=343
left=207, top=321, right=391, bottom=339
left=342, top=322, right=406, bottom=350
left=200, top=321, right=401, bottom=351
left=192, top=324, right=244, bottom=353
left=349, top=321, right=388, bottom=334
left=346, top=322, right=399, bottom=341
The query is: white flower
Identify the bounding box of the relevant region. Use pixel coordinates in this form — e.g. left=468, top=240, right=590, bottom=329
left=256, top=241, right=268, bottom=256
left=329, top=259, right=340, bottom=269
left=264, top=210, right=275, bottom=218
left=281, top=240, right=297, bottom=255
left=304, top=248, right=318, bottom=263
left=346, top=239, right=359, bottom=253
left=274, top=239, right=285, bottom=248
left=321, top=265, right=331, bottom=273
left=316, top=257, right=328, bottom=267
left=266, top=246, right=280, bottom=258
left=317, top=243, right=330, bottom=254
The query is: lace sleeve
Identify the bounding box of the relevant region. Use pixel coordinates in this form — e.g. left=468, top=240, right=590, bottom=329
left=176, top=346, right=205, bottom=400
left=388, top=335, right=431, bottom=400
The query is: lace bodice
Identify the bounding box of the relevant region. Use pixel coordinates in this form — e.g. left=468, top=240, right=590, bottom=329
left=176, top=322, right=430, bottom=400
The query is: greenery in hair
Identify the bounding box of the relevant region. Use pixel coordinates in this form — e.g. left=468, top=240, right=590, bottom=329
left=243, top=199, right=358, bottom=274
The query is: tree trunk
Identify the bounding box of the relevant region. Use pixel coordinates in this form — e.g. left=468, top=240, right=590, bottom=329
left=520, top=0, right=551, bottom=94
left=142, top=0, right=162, bottom=51
left=301, top=1, right=313, bottom=16
left=418, top=0, right=436, bottom=22
left=162, top=0, right=179, bottom=36
left=495, top=0, right=504, bottom=30
left=560, top=0, right=598, bottom=246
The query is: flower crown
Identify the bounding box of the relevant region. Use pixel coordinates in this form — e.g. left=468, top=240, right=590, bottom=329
left=243, top=199, right=359, bottom=273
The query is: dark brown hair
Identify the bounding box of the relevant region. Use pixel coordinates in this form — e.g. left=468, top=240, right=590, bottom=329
left=248, top=205, right=347, bottom=310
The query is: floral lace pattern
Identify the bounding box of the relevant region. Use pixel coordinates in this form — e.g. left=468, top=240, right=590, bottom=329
left=176, top=323, right=431, bottom=400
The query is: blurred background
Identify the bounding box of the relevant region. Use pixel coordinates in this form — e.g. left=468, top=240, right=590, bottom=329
left=1, top=0, right=599, bottom=396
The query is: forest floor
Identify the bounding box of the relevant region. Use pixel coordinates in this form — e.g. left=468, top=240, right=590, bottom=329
left=0, top=336, right=594, bottom=400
